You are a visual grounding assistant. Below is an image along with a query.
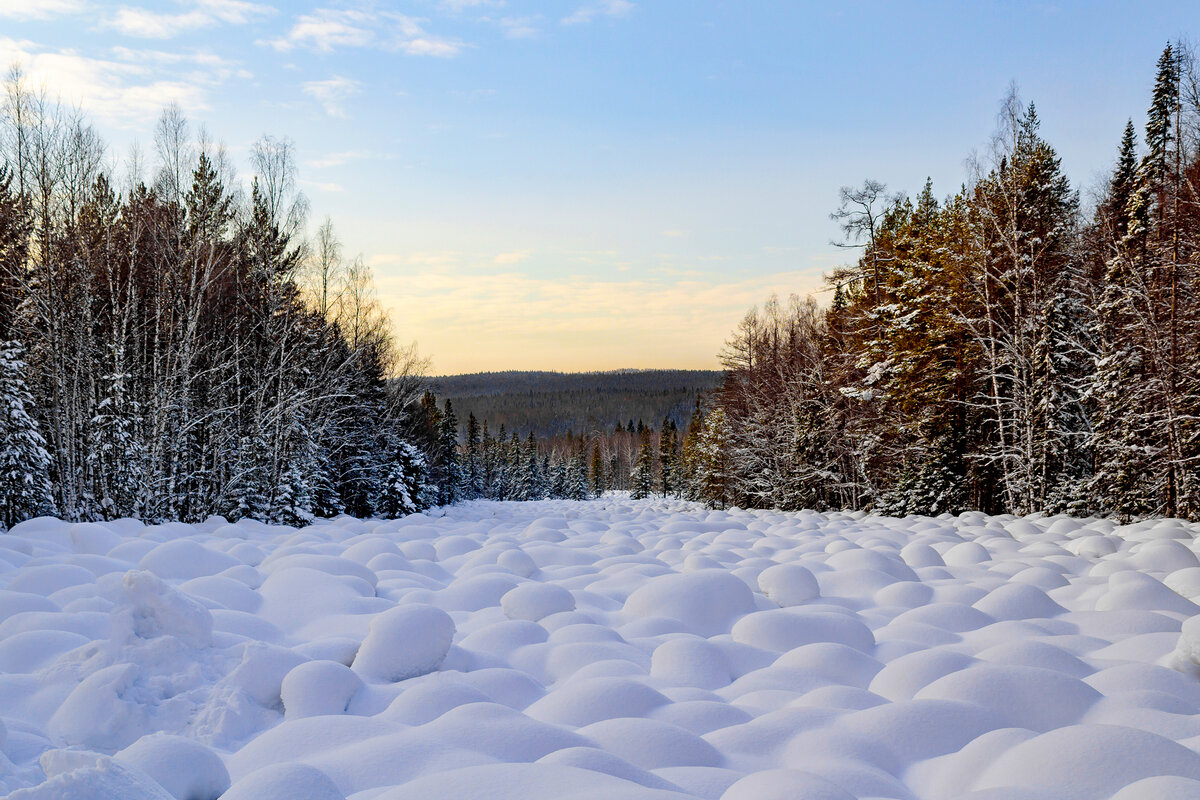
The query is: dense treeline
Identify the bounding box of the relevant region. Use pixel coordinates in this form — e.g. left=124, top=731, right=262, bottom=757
left=691, top=44, right=1200, bottom=521
left=412, top=393, right=694, bottom=503
left=0, top=70, right=436, bottom=530
left=426, top=370, right=719, bottom=439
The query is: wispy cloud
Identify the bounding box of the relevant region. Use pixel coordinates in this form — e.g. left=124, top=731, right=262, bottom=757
left=0, top=36, right=239, bottom=126
left=300, top=179, right=344, bottom=193
left=562, top=0, right=633, bottom=26
left=0, top=0, right=87, bottom=20
left=440, top=0, right=502, bottom=10
left=494, top=250, right=531, bottom=265
left=498, top=16, right=539, bottom=39
left=108, top=0, right=273, bottom=39
left=264, top=8, right=465, bottom=57
left=302, top=75, right=362, bottom=117
left=306, top=149, right=370, bottom=169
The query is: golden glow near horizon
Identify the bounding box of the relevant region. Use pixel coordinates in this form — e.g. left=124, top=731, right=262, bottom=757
left=374, top=264, right=828, bottom=374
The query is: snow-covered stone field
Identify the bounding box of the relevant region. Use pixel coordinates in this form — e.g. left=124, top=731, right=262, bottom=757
left=5, top=498, right=1200, bottom=799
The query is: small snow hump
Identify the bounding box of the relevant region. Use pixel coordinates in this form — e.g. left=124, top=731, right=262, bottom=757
left=352, top=603, right=456, bottom=682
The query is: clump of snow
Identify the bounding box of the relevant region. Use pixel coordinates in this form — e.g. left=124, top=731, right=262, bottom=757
left=220, top=763, right=344, bottom=800
left=623, top=570, right=755, bottom=637
left=114, top=733, right=229, bottom=800
left=281, top=660, right=364, bottom=718
left=755, top=564, right=819, bottom=607
left=501, top=582, right=575, bottom=621
left=6, top=498, right=1200, bottom=799
left=351, top=603, right=456, bottom=682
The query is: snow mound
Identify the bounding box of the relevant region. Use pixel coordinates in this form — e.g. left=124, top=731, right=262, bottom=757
left=756, top=564, right=819, bottom=607
left=281, top=660, right=364, bottom=718
left=501, top=582, right=575, bottom=621
left=624, top=571, right=756, bottom=637
left=720, top=769, right=854, bottom=800
left=352, top=603, right=456, bottom=682
left=220, top=763, right=344, bottom=800
left=974, top=724, right=1200, bottom=798
left=114, top=733, right=230, bottom=800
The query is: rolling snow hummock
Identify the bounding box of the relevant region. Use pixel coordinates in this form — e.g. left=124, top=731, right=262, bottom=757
left=2, top=498, right=1200, bottom=799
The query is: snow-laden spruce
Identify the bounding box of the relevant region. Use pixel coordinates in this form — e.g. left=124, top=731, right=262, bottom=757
left=5, top=499, right=1200, bottom=798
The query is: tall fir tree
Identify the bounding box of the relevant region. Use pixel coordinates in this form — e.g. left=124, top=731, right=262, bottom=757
left=631, top=426, right=655, bottom=500
left=0, top=342, right=56, bottom=528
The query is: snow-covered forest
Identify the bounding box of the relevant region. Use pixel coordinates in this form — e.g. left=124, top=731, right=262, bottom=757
left=0, top=68, right=438, bottom=530
left=686, top=45, right=1200, bottom=521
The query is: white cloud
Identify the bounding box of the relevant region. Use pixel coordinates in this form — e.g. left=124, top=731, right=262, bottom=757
left=562, top=0, right=633, bottom=25
left=498, top=16, right=538, bottom=39
left=108, top=0, right=273, bottom=38
left=302, top=75, right=361, bottom=117
left=0, top=0, right=86, bottom=20
left=494, top=250, right=530, bottom=265
left=300, top=179, right=344, bottom=193
left=0, top=36, right=237, bottom=126
left=440, top=0, right=502, bottom=10
left=306, top=149, right=369, bottom=169
left=265, top=8, right=465, bottom=57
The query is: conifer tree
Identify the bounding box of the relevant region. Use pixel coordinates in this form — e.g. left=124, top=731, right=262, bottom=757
left=568, top=450, right=592, bottom=500
left=0, top=341, right=55, bottom=528
left=551, top=457, right=568, bottom=498
left=518, top=432, right=544, bottom=500
left=590, top=442, right=605, bottom=496
left=659, top=418, right=679, bottom=497
left=631, top=426, right=655, bottom=500
left=465, top=412, right=482, bottom=498
left=438, top=399, right=463, bottom=504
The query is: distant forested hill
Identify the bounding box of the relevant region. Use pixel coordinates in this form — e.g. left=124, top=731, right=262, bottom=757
left=426, top=370, right=723, bottom=438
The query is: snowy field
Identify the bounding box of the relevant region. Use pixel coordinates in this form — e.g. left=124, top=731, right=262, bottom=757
left=5, top=499, right=1200, bottom=799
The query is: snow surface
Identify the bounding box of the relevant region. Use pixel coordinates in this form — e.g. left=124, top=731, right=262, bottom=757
left=4, top=497, right=1200, bottom=798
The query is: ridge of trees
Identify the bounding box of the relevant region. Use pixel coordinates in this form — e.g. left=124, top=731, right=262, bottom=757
left=425, top=370, right=720, bottom=440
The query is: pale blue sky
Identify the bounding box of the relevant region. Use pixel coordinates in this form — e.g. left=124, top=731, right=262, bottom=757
left=0, top=1, right=1192, bottom=371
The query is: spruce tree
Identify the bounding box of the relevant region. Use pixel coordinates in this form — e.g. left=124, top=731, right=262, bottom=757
left=0, top=341, right=56, bottom=529
left=228, top=434, right=270, bottom=522
left=518, top=432, right=545, bottom=500
left=631, top=426, right=655, bottom=500
left=465, top=412, right=482, bottom=498
left=659, top=418, right=679, bottom=497
left=438, top=399, right=463, bottom=504
left=551, top=457, right=568, bottom=498
left=590, top=442, right=605, bottom=496
left=568, top=450, right=592, bottom=500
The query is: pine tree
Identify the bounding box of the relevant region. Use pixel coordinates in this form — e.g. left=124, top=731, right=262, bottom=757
left=589, top=442, right=605, bottom=496
left=376, top=440, right=435, bottom=517
left=659, top=417, right=679, bottom=497
left=0, top=341, right=56, bottom=529
left=227, top=434, right=270, bottom=522
left=568, top=450, right=591, bottom=500
left=438, top=399, right=463, bottom=504
left=89, top=357, right=145, bottom=519
left=517, top=432, right=545, bottom=500
left=550, top=456, right=568, bottom=498
left=631, top=426, right=655, bottom=500
left=465, top=412, right=483, bottom=498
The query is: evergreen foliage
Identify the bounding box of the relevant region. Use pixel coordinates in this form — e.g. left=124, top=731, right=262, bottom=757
left=0, top=341, right=55, bottom=528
